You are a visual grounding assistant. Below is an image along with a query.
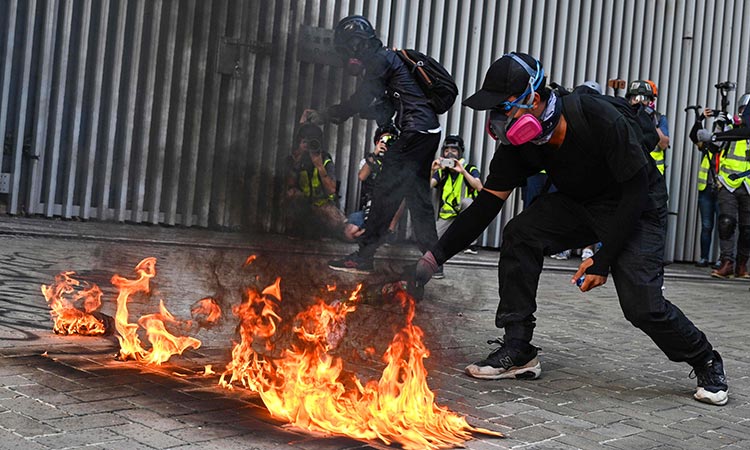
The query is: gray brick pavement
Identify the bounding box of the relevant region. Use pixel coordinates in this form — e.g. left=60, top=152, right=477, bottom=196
left=0, top=217, right=748, bottom=449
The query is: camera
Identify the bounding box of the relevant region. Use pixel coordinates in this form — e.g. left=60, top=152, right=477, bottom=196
left=715, top=81, right=736, bottom=91
left=439, top=158, right=455, bottom=168
left=306, top=138, right=321, bottom=153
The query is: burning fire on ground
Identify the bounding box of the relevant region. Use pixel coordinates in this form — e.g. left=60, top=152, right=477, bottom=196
left=42, top=256, right=501, bottom=448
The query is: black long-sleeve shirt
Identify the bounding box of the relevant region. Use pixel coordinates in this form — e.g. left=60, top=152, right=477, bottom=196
left=326, top=47, right=440, bottom=132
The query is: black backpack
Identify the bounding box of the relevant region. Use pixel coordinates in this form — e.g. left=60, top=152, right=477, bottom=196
left=395, top=49, right=458, bottom=114
left=561, top=87, right=660, bottom=155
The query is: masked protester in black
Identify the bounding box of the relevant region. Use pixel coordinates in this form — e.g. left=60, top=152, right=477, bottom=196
left=414, top=52, right=728, bottom=406
left=306, top=15, right=441, bottom=275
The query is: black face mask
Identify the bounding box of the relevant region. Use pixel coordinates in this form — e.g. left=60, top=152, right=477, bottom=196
left=345, top=58, right=365, bottom=76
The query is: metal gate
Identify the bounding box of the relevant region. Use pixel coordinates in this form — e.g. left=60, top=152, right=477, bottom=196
left=1, top=0, right=748, bottom=261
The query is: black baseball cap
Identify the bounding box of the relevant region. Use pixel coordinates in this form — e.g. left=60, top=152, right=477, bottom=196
left=463, top=52, right=541, bottom=111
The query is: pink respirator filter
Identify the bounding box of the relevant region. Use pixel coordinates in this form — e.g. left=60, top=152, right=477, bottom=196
left=506, top=115, right=543, bottom=146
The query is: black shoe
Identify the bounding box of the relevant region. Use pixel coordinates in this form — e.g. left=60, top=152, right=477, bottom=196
left=691, top=350, right=728, bottom=406
left=465, top=338, right=541, bottom=380
left=695, top=258, right=709, bottom=268
left=328, top=253, right=374, bottom=274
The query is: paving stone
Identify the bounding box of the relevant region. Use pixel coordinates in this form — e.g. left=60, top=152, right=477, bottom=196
left=0, top=396, right=70, bottom=420
left=114, top=409, right=187, bottom=432
left=44, top=412, right=131, bottom=431
left=31, top=428, right=123, bottom=448
left=0, top=410, right=60, bottom=437
left=60, top=398, right=135, bottom=415
left=108, top=422, right=187, bottom=449
left=0, top=427, right=49, bottom=450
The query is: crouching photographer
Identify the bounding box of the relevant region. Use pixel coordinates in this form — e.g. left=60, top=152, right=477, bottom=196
left=285, top=122, right=346, bottom=238
left=344, top=124, right=405, bottom=241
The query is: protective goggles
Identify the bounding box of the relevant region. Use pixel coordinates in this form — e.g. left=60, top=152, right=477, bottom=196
left=495, top=54, right=545, bottom=112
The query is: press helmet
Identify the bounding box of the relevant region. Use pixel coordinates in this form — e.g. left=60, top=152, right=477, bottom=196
left=373, top=123, right=399, bottom=144
left=442, top=135, right=465, bottom=155
left=581, top=80, right=603, bottom=94
left=739, top=93, right=750, bottom=112
left=333, top=15, right=378, bottom=58
left=626, top=80, right=654, bottom=98
left=645, top=80, right=659, bottom=97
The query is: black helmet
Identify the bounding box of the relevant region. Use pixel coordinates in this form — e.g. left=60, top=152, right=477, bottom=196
left=373, top=123, right=399, bottom=144
left=626, top=80, right=654, bottom=98
left=333, top=15, right=377, bottom=58
left=442, top=135, right=465, bottom=154
left=295, top=123, right=323, bottom=147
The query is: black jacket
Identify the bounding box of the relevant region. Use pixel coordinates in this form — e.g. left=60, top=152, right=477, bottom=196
left=327, top=47, right=440, bottom=132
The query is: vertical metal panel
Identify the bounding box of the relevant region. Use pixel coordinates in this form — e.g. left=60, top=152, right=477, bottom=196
left=114, top=0, right=145, bottom=222
left=179, top=0, right=212, bottom=227
left=80, top=0, right=110, bottom=220
left=147, top=0, right=179, bottom=224
left=27, top=1, right=58, bottom=215
left=131, top=0, right=164, bottom=223
left=62, top=0, right=92, bottom=219
left=43, top=0, right=74, bottom=217
left=163, top=0, right=196, bottom=225
left=97, top=0, right=128, bottom=221
left=0, top=0, right=18, bottom=178
left=10, top=0, right=38, bottom=215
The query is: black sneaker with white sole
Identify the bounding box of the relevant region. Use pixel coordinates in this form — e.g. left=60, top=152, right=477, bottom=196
left=691, top=350, right=728, bottom=406
left=465, top=338, right=541, bottom=380
left=328, top=253, right=374, bottom=274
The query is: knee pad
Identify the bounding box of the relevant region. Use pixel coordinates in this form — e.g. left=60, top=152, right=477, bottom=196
left=718, top=215, right=737, bottom=240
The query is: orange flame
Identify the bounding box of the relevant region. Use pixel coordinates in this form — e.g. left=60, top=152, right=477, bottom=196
left=243, top=254, right=257, bottom=267
left=221, top=280, right=500, bottom=448
left=190, top=298, right=222, bottom=326
left=111, top=257, right=200, bottom=365
left=41, top=271, right=106, bottom=335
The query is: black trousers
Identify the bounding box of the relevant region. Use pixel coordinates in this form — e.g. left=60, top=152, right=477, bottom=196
left=497, top=192, right=714, bottom=367
left=358, top=131, right=441, bottom=259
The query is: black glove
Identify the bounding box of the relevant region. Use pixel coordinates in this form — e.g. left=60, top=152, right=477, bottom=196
left=398, top=251, right=437, bottom=302
left=415, top=251, right=439, bottom=286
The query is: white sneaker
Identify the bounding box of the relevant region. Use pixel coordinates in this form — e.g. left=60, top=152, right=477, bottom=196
left=550, top=250, right=571, bottom=260
left=581, top=248, right=594, bottom=261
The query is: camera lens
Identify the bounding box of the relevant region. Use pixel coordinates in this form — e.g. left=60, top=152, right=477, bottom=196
left=307, top=139, right=321, bottom=151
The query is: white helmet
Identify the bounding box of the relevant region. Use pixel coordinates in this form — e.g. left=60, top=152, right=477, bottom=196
left=739, top=93, right=750, bottom=111
left=581, top=80, right=603, bottom=94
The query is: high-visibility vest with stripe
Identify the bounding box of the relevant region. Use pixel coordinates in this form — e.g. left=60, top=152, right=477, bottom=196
left=718, top=139, right=750, bottom=191
left=438, top=164, right=478, bottom=220
left=697, top=153, right=711, bottom=192
left=298, top=158, right=335, bottom=206
left=650, top=148, right=665, bottom=175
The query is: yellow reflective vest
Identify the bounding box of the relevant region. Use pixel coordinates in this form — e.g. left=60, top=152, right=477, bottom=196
left=298, top=157, right=335, bottom=206
left=718, top=138, right=750, bottom=191
left=438, top=163, right=479, bottom=220
left=650, top=148, right=665, bottom=175
left=697, top=153, right=710, bottom=192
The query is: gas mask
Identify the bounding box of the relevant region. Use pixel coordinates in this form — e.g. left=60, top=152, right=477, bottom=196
left=485, top=54, right=551, bottom=146
left=345, top=58, right=365, bottom=76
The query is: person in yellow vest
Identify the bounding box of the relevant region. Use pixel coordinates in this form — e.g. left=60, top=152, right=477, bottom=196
left=697, top=93, right=750, bottom=278
left=429, top=135, right=482, bottom=278
left=688, top=109, right=721, bottom=268
left=285, top=122, right=346, bottom=237
left=627, top=80, right=670, bottom=175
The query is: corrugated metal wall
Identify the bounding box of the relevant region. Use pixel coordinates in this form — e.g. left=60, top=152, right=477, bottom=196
left=1, top=0, right=748, bottom=261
